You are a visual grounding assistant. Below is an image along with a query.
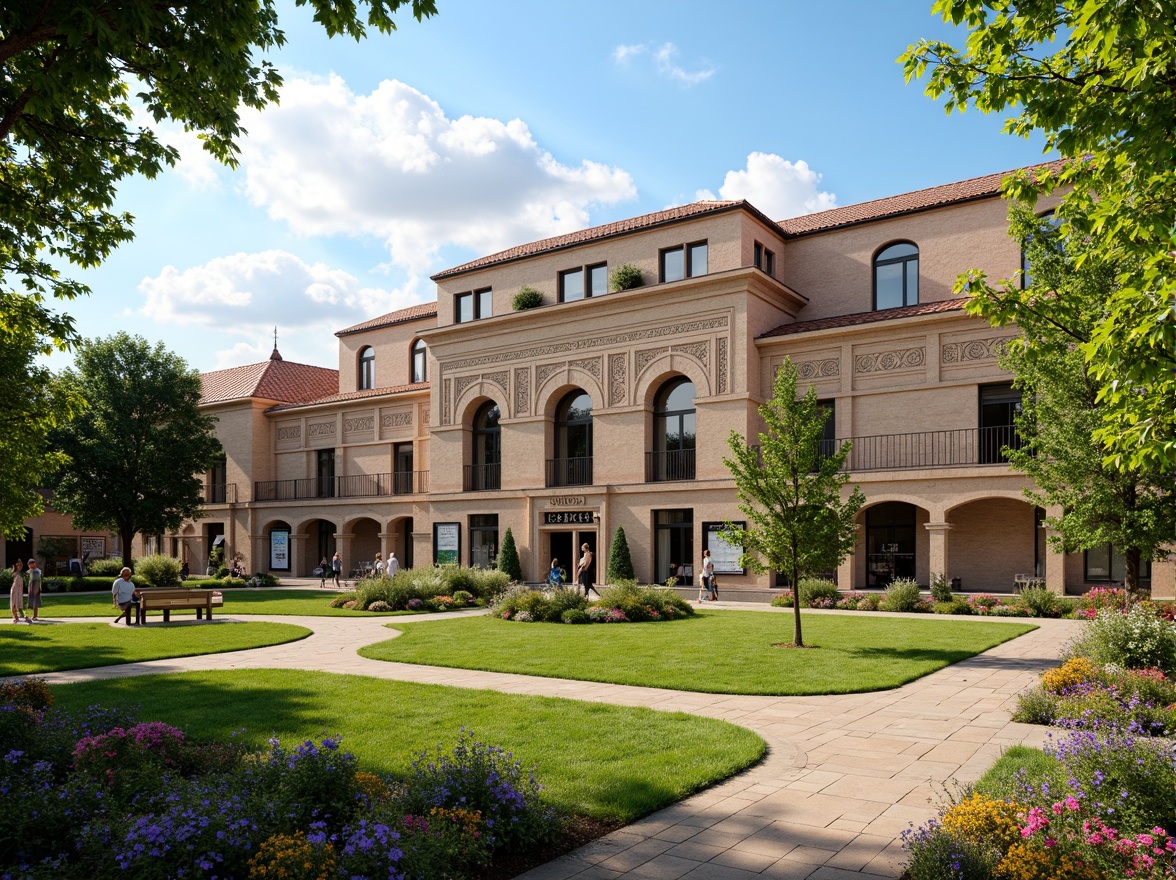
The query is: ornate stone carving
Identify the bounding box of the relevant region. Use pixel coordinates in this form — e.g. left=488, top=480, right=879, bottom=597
left=381, top=412, right=413, bottom=428
left=941, top=336, right=1014, bottom=364
left=277, top=426, right=301, bottom=441
left=569, top=357, right=602, bottom=382
left=535, top=363, right=563, bottom=389
left=344, top=416, right=374, bottom=433
left=797, top=357, right=840, bottom=380
left=445, top=316, right=730, bottom=371
left=609, top=353, right=627, bottom=406
left=672, top=341, right=709, bottom=369
left=514, top=367, right=530, bottom=415
left=307, top=421, right=336, bottom=438
left=484, top=370, right=509, bottom=398
left=441, top=379, right=451, bottom=425
left=636, top=347, right=665, bottom=374
left=854, top=347, right=925, bottom=374
left=717, top=338, right=728, bottom=394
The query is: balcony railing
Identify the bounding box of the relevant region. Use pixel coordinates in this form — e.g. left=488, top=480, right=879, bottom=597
left=253, top=471, right=429, bottom=502
left=463, top=463, right=501, bottom=492
left=545, top=456, right=593, bottom=488
left=832, top=426, right=1021, bottom=472
left=204, top=483, right=238, bottom=504
left=646, top=449, right=696, bottom=482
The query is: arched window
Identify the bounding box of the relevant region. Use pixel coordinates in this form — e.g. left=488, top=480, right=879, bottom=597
left=466, top=402, right=501, bottom=491
left=358, top=346, right=375, bottom=390
left=411, top=339, right=427, bottom=383
left=550, top=390, right=593, bottom=487
left=650, top=378, right=695, bottom=481
left=873, top=242, right=919, bottom=310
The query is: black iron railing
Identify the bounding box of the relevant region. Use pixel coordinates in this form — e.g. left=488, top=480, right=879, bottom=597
left=204, top=483, right=238, bottom=504
left=645, top=449, right=696, bottom=482
left=545, top=456, right=593, bottom=488
left=838, top=425, right=1021, bottom=471
left=463, top=463, right=501, bottom=492
left=254, top=471, right=429, bottom=501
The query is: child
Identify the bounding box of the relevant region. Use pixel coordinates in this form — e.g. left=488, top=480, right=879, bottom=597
left=548, top=559, right=563, bottom=587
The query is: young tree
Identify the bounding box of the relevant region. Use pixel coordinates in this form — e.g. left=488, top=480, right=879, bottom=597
left=0, top=0, right=437, bottom=541
left=50, top=334, right=223, bottom=567
left=606, top=525, right=634, bottom=582
left=967, top=208, right=1174, bottom=593
left=723, top=359, right=864, bottom=647
left=901, top=0, right=1176, bottom=472
left=497, top=527, right=522, bottom=582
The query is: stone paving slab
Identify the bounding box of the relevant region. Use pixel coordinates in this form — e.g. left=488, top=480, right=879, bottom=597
left=10, top=608, right=1080, bottom=879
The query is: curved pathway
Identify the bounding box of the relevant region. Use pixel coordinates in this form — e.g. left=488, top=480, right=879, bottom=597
left=22, top=608, right=1081, bottom=880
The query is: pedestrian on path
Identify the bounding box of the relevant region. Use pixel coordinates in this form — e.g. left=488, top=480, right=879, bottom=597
left=112, top=568, right=142, bottom=625
left=318, top=557, right=329, bottom=588
left=331, top=552, right=342, bottom=588
left=9, top=559, right=27, bottom=623
left=575, top=543, right=594, bottom=598
left=702, top=549, right=718, bottom=601
left=387, top=552, right=399, bottom=577
left=26, top=558, right=42, bottom=622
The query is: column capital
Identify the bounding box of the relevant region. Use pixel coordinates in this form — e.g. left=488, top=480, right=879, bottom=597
left=923, top=521, right=954, bottom=531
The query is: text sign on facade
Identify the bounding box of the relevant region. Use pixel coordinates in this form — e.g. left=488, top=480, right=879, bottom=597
left=548, top=496, right=586, bottom=507
left=270, top=530, right=290, bottom=571
left=543, top=511, right=595, bottom=525
left=703, top=521, right=746, bottom=575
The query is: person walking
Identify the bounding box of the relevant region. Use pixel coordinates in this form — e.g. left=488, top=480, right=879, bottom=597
left=331, top=552, right=342, bottom=588
left=112, top=567, right=141, bottom=625
left=374, top=553, right=385, bottom=576
left=548, top=558, right=563, bottom=587
left=575, top=543, right=594, bottom=598
left=318, top=557, right=329, bottom=588
left=9, top=559, right=27, bottom=623
left=387, top=552, right=399, bottom=577
left=25, top=558, right=42, bottom=622
left=702, top=549, right=718, bottom=601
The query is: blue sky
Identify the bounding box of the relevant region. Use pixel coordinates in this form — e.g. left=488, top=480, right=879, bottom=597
left=64, top=0, right=1053, bottom=374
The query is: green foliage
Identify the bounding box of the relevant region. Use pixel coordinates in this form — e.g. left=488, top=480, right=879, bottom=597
left=901, top=1, right=1176, bottom=472
left=929, top=572, right=952, bottom=603
left=497, top=527, right=523, bottom=582
left=85, top=558, right=123, bottom=578
left=133, top=554, right=181, bottom=587
left=608, top=263, right=643, bottom=291
left=594, top=581, right=694, bottom=621
left=798, top=577, right=839, bottom=607
left=561, top=609, right=589, bottom=624
left=903, top=826, right=1001, bottom=880
left=723, top=358, right=864, bottom=647
left=606, top=526, right=635, bottom=582
left=1017, top=586, right=1059, bottom=619
left=49, top=334, right=222, bottom=567
left=879, top=578, right=923, bottom=613
left=493, top=585, right=588, bottom=623
left=511, top=287, right=543, bottom=310
left=1068, top=605, right=1176, bottom=671
left=1012, top=685, right=1059, bottom=725
left=356, top=566, right=507, bottom=611
left=933, top=598, right=972, bottom=615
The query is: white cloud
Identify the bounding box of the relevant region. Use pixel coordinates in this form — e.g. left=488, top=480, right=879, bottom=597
left=138, top=249, right=425, bottom=363
left=612, top=42, right=715, bottom=86
left=235, top=75, right=637, bottom=273
left=698, top=153, right=837, bottom=219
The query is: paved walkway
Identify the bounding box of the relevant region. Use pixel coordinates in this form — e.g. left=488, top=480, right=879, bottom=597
left=21, top=607, right=1081, bottom=880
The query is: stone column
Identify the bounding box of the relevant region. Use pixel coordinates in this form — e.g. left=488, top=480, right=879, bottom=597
left=924, top=521, right=953, bottom=586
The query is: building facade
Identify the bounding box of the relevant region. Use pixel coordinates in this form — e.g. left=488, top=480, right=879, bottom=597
left=28, top=165, right=1164, bottom=597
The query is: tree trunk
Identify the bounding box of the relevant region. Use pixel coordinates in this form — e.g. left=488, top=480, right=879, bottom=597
left=1124, top=547, right=1141, bottom=596
left=791, top=563, right=804, bottom=647
left=120, top=525, right=135, bottom=570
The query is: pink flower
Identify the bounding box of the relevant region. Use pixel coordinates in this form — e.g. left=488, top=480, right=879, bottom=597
left=1063, top=796, right=1080, bottom=812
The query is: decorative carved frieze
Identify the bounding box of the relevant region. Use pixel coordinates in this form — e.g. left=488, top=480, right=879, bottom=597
left=672, top=341, right=709, bottom=370
left=854, top=347, right=925, bottom=374
left=941, top=336, right=1014, bottom=364
left=636, top=347, right=665, bottom=374
left=484, top=370, right=509, bottom=398
left=535, top=363, right=562, bottom=389
left=569, top=357, right=602, bottom=382
left=797, top=357, right=840, bottom=380
left=717, top=338, right=728, bottom=394
left=307, top=421, right=336, bottom=438
left=277, top=426, right=301, bottom=441
left=441, top=379, right=451, bottom=425
left=343, top=416, right=374, bottom=433
left=609, top=353, right=627, bottom=406
left=381, top=412, right=413, bottom=428
left=454, top=375, right=478, bottom=401
left=514, top=367, right=530, bottom=415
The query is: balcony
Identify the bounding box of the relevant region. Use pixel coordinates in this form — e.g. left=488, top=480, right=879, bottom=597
left=546, top=456, right=593, bottom=488
left=831, top=426, right=1021, bottom=472
left=253, top=471, right=429, bottom=502
left=204, top=483, right=238, bottom=504
left=646, top=449, right=696, bottom=482
left=463, top=463, right=501, bottom=492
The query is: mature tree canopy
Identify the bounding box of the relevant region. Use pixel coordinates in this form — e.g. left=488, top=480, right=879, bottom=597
left=0, top=0, right=436, bottom=538
left=971, top=207, right=1174, bottom=593
left=50, top=333, right=223, bottom=567
left=902, top=0, right=1176, bottom=471
left=723, top=359, right=864, bottom=648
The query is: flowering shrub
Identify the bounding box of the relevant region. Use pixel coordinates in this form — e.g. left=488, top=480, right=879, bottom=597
left=327, top=593, right=355, bottom=608
left=1042, top=658, right=1099, bottom=694
left=586, top=607, right=629, bottom=623
left=1078, top=587, right=1129, bottom=619
left=341, top=600, right=357, bottom=609
left=366, top=600, right=392, bottom=612
left=407, top=597, right=424, bottom=611
left=451, top=590, right=474, bottom=606
left=433, top=595, right=456, bottom=608
left=561, top=608, right=589, bottom=624
left=769, top=593, right=793, bottom=608
left=940, top=793, right=1024, bottom=852
left=248, top=832, right=336, bottom=880
left=0, top=678, right=53, bottom=712
left=1068, top=605, right=1176, bottom=671
left=879, top=578, right=923, bottom=612
left=514, top=610, right=534, bottom=622
left=967, top=594, right=1004, bottom=613
left=798, top=577, right=839, bottom=607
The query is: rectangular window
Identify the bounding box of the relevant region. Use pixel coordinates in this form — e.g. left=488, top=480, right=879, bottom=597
left=393, top=442, right=414, bottom=494
left=653, top=509, right=693, bottom=586
left=753, top=241, right=774, bottom=276
left=660, top=241, right=708, bottom=283
left=589, top=263, right=607, bottom=296
left=979, top=383, right=1022, bottom=464
left=316, top=449, right=335, bottom=498
left=559, top=267, right=584, bottom=302
left=469, top=514, right=499, bottom=569
left=1084, top=545, right=1152, bottom=582
left=765, top=249, right=775, bottom=276
left=560, top=263, right=608, bottom=302
left=455, top=288, right=492, bottom=323
left=817, top=400, right=836, bottom=459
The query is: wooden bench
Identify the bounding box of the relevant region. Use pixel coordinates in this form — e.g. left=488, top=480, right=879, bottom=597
left=1013, top=574, right=1044, bottom=593
left=138, top=588, right=224, bottom=622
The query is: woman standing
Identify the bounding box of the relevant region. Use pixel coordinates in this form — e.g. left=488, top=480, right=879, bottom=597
left=702, top=549, right=717, bottom=601
left=9, top=559, right=27, bottom=623
left=318, top=557, right=329, bottom=588
left=574, top=543, right=594, bottom=598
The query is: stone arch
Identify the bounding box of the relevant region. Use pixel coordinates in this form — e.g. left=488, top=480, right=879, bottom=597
left=635, top=359, right=711, bottom=410
left=535, top=370, right=605, bottom=418
left=943, top=496, right=1041, bottom=593
left=454, top=379, right=510, bottom=422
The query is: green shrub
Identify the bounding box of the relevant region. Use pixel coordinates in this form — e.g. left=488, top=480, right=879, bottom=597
left=594, top=580, right=693, bottom=621
left=451, top=590, right=474, bottom=607
left=132, top=554, right=181, bottom=587
left=511, top=287, right=543, bottom=310
left=933, top=598, right=972, bottom=615
left=903, top=825, right=1001, bottom=880
left=561, top=609, right=589, bottom=624
left=798, top=577, right=839, bottom=607
left=879, top=578, right=922, bottom=612
left=1068, top=605, right=1176, bottom=671
left=1012, top=685, right=1058, bottom=725
left=86, top=558, right=123, bottom=578
left=855, top=592, right=882, bottom=611
left=497, top=528, right=523, bottom=582
left=608, top=263, right=643, bottom=291
left=328, top=593, right=356, bottom=608
left=606, top=526, right=635, bottom=582
left=1018, top=585, right=1059, bottom=618
left=770, top=592, right=794, bottom=608
left=929, top=572, right=952, bottom=603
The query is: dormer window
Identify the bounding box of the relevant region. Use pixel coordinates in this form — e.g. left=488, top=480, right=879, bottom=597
left=411, top=339, right=427, bottom=383
left=559, top=263, right=607, bottom=302
left=455, top=288, right=492, bottom=323
left=358, top=346, right=375, bottom=390
left=873, top=242, right=919, bottom=310
left=754, top=241, right=775, bottom=277
left=660, top=241, right=708, bottom=283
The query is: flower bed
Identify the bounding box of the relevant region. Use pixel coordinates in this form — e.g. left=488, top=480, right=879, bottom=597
left=494, top=581, right=694, bottom=624
left=0, top=680, right=558, bottom=879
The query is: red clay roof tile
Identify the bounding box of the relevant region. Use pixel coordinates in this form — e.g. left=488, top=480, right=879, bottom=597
left=759, top=298, right=970, bottom=339
left=265, top=382, right=429, bottom=412
left=201, top=355, right=339, bottom=405
left=336, top=302, right=437, bottom=336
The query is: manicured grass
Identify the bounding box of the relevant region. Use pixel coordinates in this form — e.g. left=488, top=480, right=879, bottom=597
left=973, top=745, right=1062, bottom=800
left=13, top=589, right=390, bottom=618
left=48, top=670, right=765, bottom=821
left=360, top=611, right=1037, bottom=695
left=0, top=622, right=310, bottom=675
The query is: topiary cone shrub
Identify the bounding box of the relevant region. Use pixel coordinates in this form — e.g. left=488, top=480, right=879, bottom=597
left=497, top=527, right=523, bottom=582
left=606, top=525, right=634, bottom=582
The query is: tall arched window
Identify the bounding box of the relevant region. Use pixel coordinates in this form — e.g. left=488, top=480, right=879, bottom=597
left=358, top=346, right=375, bottom=390
left=411, top=339, right=427, bottom=383
left=550, top=390, right=593, bottom=487
left=466, top=402, right=501, bottom=491
left=650, top=378, right=695, bottom=481
left=873, top=242, right=919, bottom=310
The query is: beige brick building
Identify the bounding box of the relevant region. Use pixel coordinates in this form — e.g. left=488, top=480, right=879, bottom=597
left=14, top=165, right=1169, bottom=598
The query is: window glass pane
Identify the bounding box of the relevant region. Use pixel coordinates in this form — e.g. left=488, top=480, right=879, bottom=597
left=1086, top=545, right=1110, bottom=579
left=906, top=261, right=919, bottom=304
left=412, top=342, right=426, bottom=383
left=662, top=247, right=684, bottom=282
left=663, top=380, right=695, bottom=412
left=878, top=242, right=918, bottom=260
left=875, top=263, right=904, bottom=310
left=561, top=268, right=584, bottom=302
left=689, top=242, right=708, bottom=276
left=765, top=250, right=775, bottom=276
left=457, top=294, right=473, bottom=323
left=754, top=242, right=763, bottom=268
left=477, top=289, right=492, bottom=318
left=588, top=264, right=607, bottom=296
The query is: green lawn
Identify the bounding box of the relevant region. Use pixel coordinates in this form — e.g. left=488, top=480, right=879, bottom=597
left=10, top=589, right=391, bottom=618
left=0, top=622, right=310, bottom=675
left=48, top=670, right=765, bottom=821
left=360, top=611, right=1037, bottom=695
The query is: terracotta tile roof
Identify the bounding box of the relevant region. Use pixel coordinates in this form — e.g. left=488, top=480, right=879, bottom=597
left=432, top=200, right=779, bottom=280
left=337, top=302, right=437, bottom=337
left=777, top=160, right=1065, bottom=236
left=759, top=298, right=970, bottom=339
left=265, top=382, right=429, bottom=412
left=201, top=352, right=339, bottom=405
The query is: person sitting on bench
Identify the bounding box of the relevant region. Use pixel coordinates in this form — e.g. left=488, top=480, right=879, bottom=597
left=112, top=568, right=142, bottom=625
